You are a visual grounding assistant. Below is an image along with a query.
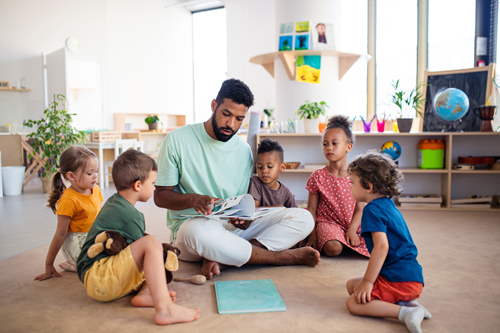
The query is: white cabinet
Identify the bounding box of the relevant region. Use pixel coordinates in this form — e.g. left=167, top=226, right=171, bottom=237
left=256, top=132, right=500, bottom=211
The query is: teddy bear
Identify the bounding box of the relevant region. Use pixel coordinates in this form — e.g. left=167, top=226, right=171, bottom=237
left=87, top=231, right=180, bottom=283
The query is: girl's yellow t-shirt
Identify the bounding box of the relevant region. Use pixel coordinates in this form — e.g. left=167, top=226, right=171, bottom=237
left=56, top=186, right=104, bottom=233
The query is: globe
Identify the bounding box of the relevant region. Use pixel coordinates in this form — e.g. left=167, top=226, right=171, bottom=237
left=433, top=88, right=470, bottom=123
left=381, top=141, right=402, bottom=161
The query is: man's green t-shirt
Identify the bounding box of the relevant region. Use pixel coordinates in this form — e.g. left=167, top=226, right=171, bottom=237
left=76, top=193, right=145, bottom=283
left=156, top=123, right=253, bottom=242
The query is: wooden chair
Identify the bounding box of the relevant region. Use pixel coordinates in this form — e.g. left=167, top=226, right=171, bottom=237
left=103, top=139, right=139, bottom=187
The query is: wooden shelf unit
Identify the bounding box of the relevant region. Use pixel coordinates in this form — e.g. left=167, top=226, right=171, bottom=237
left=249, top=50, right=371, bottom=81
left=256, top=131, right=500, bottom=212
left=0, top=88, right=32, bottom=92
left=114, top=113, right=186, bottom=132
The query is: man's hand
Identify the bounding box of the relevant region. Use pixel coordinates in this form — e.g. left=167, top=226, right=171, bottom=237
left=193, top=195, right=221, bottom=215
left=353, top=279, right=373, bottom=304
left=345, top=228, right=361, bottom=247
left=228, top=218, right=253, bottom=230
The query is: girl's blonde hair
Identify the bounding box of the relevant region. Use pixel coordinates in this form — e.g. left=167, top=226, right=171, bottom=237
left=47, top=146, right=97, bottom=213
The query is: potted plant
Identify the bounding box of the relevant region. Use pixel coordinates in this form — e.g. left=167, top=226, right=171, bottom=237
left=263, top=108, right=274, bottom=128
left=295, top=100, right=329, bottom=133
left=24, top=94, right=85, bottom=192
left=145, top=115, right=162, bottom=130
left=390, top=80, right=427, bottom=132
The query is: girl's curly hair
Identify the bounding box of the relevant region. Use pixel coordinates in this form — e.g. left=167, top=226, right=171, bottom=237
left=323, top=115, right=355, bottom=144
left=348, top=150, right=404, bottom=198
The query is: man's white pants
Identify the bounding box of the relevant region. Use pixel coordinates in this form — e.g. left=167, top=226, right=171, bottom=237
left=173, top=208, right=314, bottom=267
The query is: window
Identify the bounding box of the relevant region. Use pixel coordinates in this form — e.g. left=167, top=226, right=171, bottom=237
left=428, top=0, right=476, bottom=71
left=375, top=0, right=418, bottom=118
left=192, top=8, right=227, bottom=123
left=339, top=0, right=368, bottom=118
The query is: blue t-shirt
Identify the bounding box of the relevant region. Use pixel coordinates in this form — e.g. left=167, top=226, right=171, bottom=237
left=361, top=197, right=424, bottom=285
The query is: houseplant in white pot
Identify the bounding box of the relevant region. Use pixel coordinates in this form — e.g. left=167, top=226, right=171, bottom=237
left=24, top=94, right=85, bottom=192
left=391, top=80, right=427, bottom=132
left=295, top=100, right=329, bottom=133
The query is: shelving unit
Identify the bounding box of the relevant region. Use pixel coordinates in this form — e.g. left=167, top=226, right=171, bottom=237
left=249, top=50, right=371, bottom=80
left=0, top=88, right=32, bottom=92
left=256, top=131, right=500, bottom=212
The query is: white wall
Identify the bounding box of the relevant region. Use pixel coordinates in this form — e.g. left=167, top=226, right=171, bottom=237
left=0, top=0, right=107, bottom=126
left=226, top=0, right=276, bottom=112
left=106, top=0, right=194, bottom=127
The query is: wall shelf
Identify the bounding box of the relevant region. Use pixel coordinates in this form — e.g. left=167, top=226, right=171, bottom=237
left=257, top=132, right=500, bottom=212
left=249, top=50, right=371, bottom=80
left=0, top=88, right=31, bottom=92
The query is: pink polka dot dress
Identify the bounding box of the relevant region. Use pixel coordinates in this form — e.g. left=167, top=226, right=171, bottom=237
left=306, top=167, right=370, bottom=257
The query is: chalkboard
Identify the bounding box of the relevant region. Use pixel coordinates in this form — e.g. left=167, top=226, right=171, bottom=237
left=422, top=65, right=494, bottom=132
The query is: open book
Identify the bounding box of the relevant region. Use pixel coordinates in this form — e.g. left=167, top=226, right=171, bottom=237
left=182, top=194, right=284, bottom=220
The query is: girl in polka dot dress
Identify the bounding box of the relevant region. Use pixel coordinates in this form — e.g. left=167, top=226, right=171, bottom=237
left=304, top=115, right=370, bottom=258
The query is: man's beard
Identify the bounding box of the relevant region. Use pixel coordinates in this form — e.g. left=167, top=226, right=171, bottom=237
left=212, top=111, right=236, bottom=142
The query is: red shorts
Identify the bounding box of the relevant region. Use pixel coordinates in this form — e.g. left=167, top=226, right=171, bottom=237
left=371, top=275, right=423, bottom=304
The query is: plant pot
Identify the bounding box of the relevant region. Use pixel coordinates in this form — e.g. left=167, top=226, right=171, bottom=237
left=304, top=118, right=320, bottom=133
left=397, top=118, right=413, bottom=133
left=148, top=123, right=158, bottom=130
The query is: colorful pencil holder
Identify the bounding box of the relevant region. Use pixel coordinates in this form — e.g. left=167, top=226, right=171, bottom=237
left=362, top=121, right=371, bottom=133
left=377, top=120, right=385, bottom=133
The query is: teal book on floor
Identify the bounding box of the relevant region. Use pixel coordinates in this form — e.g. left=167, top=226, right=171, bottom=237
left=214, top=279, right=287, bottom=315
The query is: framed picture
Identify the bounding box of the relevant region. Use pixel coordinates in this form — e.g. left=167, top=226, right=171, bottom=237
left=312, top=23, right=335, bottom=50
left=280, top=22, right=294, bottom=35
left=279, top=35, right=293, bottom=51
left=0, top=81, right=9, bottom=89
left=294, top=34, right=309, bottom=50
left=295, top=21, right=310, bottom=33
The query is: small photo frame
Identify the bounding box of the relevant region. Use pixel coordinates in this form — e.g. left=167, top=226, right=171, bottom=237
left=0, top=81, right=9, bottom=89
left=279, top=35, right=293, bottom=51
left=312, top=23, right=335, bottom=50
left=295, top=21, right=310, bottom=33
left=280, top=22, right=294, bottom=35
left=294, top=34, right=309, bottom=51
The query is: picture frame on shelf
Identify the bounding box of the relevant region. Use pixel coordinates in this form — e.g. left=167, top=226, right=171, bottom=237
left=294, top=34, right=310, bottom=50
left=311, top=22, right=335, bottom=51
left=0, top=81, right=9, bottom=89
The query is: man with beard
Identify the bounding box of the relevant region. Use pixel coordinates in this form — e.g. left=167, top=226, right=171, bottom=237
left=154, top=79, right=320, bottom=280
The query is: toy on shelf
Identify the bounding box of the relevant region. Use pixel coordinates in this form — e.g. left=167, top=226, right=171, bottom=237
left=432, top=88, right=470, bottom=132
left=381, top=141, right=402, bottom=164
left=458, top=156, right=496, bottom=164
left=417, top=139, right=444, bottom=169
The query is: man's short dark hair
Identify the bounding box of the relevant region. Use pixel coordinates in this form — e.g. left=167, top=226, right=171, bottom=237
left=215, top=79, right=254, bottom=110
left=257, top=138, right=284, bottom=162
left=112, top=149, right=158, bottom=191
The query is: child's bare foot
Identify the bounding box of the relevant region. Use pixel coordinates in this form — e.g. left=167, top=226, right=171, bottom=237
left=155, top=303, right=200, bottom=325
left=201, top=259, right=229, bottom=280
left=131, top=284, right=176, bottom=307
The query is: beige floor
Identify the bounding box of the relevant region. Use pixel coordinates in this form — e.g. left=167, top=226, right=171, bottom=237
left=1, top=183, right=500, bottom=332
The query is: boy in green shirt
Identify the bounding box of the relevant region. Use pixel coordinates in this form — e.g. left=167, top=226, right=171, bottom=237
left=77, top=149, right=200, bottom=325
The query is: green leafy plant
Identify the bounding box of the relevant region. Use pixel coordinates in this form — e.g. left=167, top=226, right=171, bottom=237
left=391, top=80, right=428, bottom=118
left=295, top=100, right=329, bottom=120
left=263, top=108, right=274, bottom=118
left=145, top=115, right=159, bottom=124
left=24, top=94, right=85, bottom=178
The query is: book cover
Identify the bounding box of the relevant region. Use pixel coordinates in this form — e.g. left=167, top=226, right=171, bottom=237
left=214, top=279, right=286, bottom=315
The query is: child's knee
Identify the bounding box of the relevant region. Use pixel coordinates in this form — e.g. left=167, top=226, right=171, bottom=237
left=323, top=241, right=343, bottom=257
left=346, top=296, right=361, bottom=316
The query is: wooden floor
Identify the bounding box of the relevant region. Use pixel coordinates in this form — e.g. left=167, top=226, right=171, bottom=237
left=0, top=178, right=153, bottom=261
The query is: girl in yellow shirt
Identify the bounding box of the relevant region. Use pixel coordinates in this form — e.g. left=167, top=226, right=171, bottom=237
left=35, top=146, right=103, bottom=280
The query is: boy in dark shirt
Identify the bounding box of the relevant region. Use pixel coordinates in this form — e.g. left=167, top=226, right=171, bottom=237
left=77, top=149, right=200, bottom=325
left=248, top=138, right=297, bottom=208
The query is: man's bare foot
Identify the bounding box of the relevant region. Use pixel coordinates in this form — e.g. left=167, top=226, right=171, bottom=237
left=155, top=304, right=200, bottom=325
left=131, top=284, right=176, bottom=307
left=286, top=247, right=321, bottom=267
left=202, top=259, right=220, bottom=280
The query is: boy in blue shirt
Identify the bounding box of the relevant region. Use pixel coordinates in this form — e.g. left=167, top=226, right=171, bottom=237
left=345, top=151, right=431, bottom=333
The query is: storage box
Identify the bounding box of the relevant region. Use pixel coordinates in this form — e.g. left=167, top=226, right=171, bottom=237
left=91, top=131, right=121, bottom=142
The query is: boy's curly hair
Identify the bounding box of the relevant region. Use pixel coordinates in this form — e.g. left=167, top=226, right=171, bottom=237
left=324, top=115, right=355, bottom=144
left=348, top=150, right=404, bottom=198
left=257, top=138, right=284, bottom=162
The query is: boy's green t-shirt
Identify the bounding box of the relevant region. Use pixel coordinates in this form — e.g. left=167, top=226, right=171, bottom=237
left=156, top=123, right=253, bottom=242
left=76, top=193, right=145, bottom=283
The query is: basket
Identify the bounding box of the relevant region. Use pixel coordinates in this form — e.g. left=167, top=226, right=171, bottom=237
left=91, top=131, right=121, bottom=142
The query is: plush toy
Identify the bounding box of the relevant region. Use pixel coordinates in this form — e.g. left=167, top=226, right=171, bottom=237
left=87, top=231, right=180, bottom=283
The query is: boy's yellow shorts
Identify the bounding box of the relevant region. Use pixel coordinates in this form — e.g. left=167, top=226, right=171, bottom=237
left=84, top=245, right=145, bottom=302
